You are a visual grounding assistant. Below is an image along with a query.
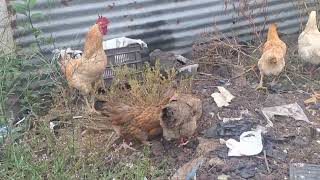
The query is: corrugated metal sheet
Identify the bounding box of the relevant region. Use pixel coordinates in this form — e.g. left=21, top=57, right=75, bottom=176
left=9, top=0, right=320, bottom=55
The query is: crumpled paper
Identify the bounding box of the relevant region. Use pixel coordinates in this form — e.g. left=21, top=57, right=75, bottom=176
left=103, top=37, right=147, bottom=50
left=225, top=131, right=263, bottom=156
left=211, top=86, right=235, bottom=107
left=261, top=102, right=312, bottom=127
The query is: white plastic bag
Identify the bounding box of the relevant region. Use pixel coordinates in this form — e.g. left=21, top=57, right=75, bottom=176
left=225, top=131, right=263, bottom=156
left=103, top=37, right=147, bottom=50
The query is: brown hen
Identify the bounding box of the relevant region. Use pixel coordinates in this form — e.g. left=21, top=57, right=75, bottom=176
left=160, top=93, right=202, bottom=142
left=94, top=91, right=175, bottom=145
left=257, top=23, right=287, bottom=90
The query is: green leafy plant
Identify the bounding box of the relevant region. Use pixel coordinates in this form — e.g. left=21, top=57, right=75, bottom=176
left=0, top=52, right=22, bottom=125
left=12, top=0, right=48, bottom=52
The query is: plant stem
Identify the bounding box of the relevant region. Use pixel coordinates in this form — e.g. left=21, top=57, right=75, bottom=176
left=26, top=0, right=43, bottom=53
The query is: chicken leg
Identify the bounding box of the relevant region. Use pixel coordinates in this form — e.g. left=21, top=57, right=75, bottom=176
left=84, top=94, right=100, bottom=114
left=256, top=73, right=267, bottom=91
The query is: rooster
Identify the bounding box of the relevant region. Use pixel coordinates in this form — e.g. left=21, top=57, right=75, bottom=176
left=59, top=15, right=109, bottom=113
left=298, top=11, right=320, bottom=76
left=256, top=23, right=287, bottom=90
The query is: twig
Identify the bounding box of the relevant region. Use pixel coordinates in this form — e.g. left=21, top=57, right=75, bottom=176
left=198, top=72, right=216, bottom=77
left=229, top=64, right=257, bottom=80
left=263, top=150, right=271, bottom=174
left=284, top=73, right=299, bottom=90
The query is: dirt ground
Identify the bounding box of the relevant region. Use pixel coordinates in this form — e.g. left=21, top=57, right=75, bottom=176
left=147, top=34, right=320, bottom=179
left=37, top=33, right=320, bottom=179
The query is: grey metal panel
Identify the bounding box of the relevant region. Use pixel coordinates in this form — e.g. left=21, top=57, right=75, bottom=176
left=11, top=0, right=318, bottom=55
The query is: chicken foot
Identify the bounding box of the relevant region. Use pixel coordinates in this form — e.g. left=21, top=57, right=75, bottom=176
left=310, top=65, right=320, bottom=77
left=178, top=137, right=190, bottom=147
left=115, top=140, right=137, bottom=152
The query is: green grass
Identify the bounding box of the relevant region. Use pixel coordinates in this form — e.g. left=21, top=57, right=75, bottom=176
left=0, top=120, right=159, bottom=180
left=0, top=52, right=169, bottom=179
left=0, top=51, right=22, bottom=125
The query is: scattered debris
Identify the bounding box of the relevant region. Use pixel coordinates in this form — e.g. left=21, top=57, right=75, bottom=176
left=204, top=120, right=255, bottom=139
left=175, top=54, right=191, bottom=64
left=310, top=127, right=320, bottom=140
left=103, top=37, right=148, bottom=50
left=261, top=103, right=312, bottom=127
left=49, top=121, right=58, bottom=130
left=178, top=64, right=199, bottom=75
left=304, top=91, right=320, bottom=105
left=149, top=49, right=179, bottom=70
left=72, top=116, right=83, bottom=119
left=254, top=125, right=268, bottom=134
left=14, top=117, right=26, bottom=126
left=236, top=161, right=258, bottom=178
left=52, top=48, right=83, bottom=61
left=263, top=150, right=271, bottom=173
left=222, top=109, right=251, bottom=123
left=225, top=130, right=263, bottom=156
left=304, top=92, right=320, bottom=116
left=217, top=174, right=230, bottom=180
left=263, top=136, right=288, bottom=161
left=290, top=163, right=320, bottom=180
left=222, top=117, right=242, bottom=123
left=211, top=86, right=235, bottom=107
left=0, top=126, right=8, bottom=144
left=171, top=156, right=206, bottom=180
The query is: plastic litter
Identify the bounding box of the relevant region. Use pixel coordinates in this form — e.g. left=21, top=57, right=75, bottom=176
left=49, top=121, right=59, bottom=130
left=225, top=130, right=263, bottom=156
left=222, top=109, right=252, bottom=123
left=261, top=102, right=312, bottom=127
left=290, top=163, right=320, bottom=180
left=211, top=87, right=235, bottom=107
left=178, top=64, right=199, bottom=74
left=204, top=120, right=254, bottom=139
left=103, top=37, right=147, bottom=50
left=14, top=117, right=26, bottom=126
left=217, top=174, right=230, bottom=180
left=222, top=117, right=242, bottom=123
left=0, top=126, right=8, bottom=144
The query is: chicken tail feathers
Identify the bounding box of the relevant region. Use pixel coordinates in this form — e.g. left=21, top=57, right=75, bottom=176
left=94, top=101, right=133, bottom=126
left=262, top=52, right=278, bottom=64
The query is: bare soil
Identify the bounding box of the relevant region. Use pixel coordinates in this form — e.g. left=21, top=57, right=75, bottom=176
left=147, top=34, right=320, bottom=179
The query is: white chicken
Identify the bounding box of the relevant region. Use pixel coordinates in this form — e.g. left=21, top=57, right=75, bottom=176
left=298, top=11, right=320, bottom=74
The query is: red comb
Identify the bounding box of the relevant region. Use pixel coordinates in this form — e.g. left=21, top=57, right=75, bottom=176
left=96, top=15, right=110, bottom=24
